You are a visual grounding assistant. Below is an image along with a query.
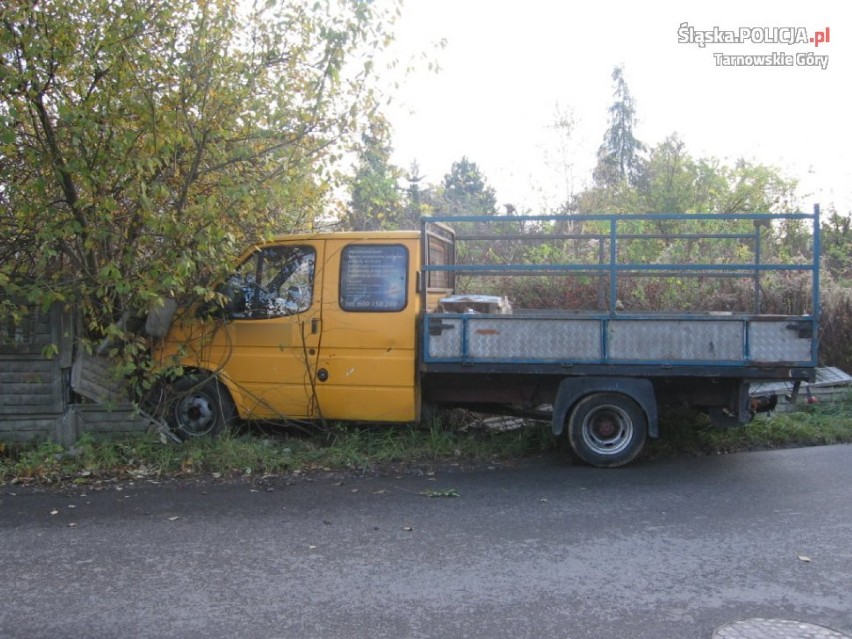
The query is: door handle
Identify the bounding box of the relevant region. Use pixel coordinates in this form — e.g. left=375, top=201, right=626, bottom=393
left=311, top=318, right=320, bottom=334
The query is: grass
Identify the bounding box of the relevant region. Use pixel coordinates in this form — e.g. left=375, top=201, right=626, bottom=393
left=2, top=400, right=851, bottom=485
left=0, top=420, right=555, bottom=486
left=650, top=399, right=852, bottom=459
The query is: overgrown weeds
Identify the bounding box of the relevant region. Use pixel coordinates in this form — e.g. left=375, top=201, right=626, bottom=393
left=648, top=399, right=852, bottom=459
left=2, top=401, right=851, bottom=485
left=0, top=420, right=555, bottom=485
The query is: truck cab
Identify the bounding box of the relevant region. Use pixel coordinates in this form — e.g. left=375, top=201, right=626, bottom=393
left=156, top=228, right=455, bottom=434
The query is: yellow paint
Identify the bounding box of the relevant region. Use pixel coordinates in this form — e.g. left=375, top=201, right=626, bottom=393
left=156, top=231, right=438, bottom=424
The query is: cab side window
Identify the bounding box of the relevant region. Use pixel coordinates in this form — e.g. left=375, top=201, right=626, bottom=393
left=339, top=244, right=408, bottom=312
left=229, top=246, right=315, bottom=319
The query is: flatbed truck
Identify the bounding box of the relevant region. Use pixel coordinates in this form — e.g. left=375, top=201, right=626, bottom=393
left=155, top=210, right=819, bottom=467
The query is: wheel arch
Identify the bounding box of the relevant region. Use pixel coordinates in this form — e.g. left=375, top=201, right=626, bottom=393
left=551, top=377, right=658, bottom=439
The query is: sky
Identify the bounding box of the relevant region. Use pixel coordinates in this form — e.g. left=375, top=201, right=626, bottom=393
left=381, top=0, right=851, bottom=215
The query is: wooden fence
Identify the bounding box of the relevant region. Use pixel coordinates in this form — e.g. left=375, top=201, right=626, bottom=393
left=0, top=303, right=150, bottom=445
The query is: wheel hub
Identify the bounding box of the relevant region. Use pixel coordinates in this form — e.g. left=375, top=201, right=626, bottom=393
left=593, top=417, right=618, bottom=439
left=177, top=394, right=215, bottom=435
left=583, top=406, right=632, bottom=454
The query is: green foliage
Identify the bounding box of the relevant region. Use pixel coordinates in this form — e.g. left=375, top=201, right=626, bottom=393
left=1, top=0, right=397, bottom=391
left=818, top=279, right=852, bottom=371
left=821, top=209, right=852, bottom=281
left=414, top=156, right=503, bottom=278
left=344, top=114, right=406, bottom=230
left=649, top=401, right=852, bottom=460
left=439, top=156, right=498, bottom=216
left=3, top=402, right=852, bottom=483
left=593, top=65, right=646, bottom=188
left=0, top=421, right=556, bottom=483
left=812, top=211, right=852, bottom=371
left=580, top=134, right=799, bottom=218
left=403, top=161, right=426, bottom=229
left=573, top=125, right=806, bottom=315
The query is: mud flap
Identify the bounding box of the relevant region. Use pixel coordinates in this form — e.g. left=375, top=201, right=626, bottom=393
left=708, top=381, right=757, bottom=428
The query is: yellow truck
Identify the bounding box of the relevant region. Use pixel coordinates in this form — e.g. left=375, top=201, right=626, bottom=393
left=155, top=211, right=819, bottom=467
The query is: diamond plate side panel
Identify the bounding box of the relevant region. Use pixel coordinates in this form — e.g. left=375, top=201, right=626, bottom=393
left=713, top=618, right=850, bottom=639
left=749, top=321, right=813, bottom=362
left=466, top=319, right=602, bottom=360
left=608, top=320, right=743, bottom=361
left=427, top=318, right=464, bottom=358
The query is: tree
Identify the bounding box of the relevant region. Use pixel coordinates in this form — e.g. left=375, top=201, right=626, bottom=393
left=593, top=65, right=646, bottom=188
left=441, top=157, right=497, bottom=216
left=402, top=161, right=426, bottom=229
left=544, top=102, right=579, bottom=212
left=822, top=208, right=852, bottom=279
left=576, top=129, right=802, bottom=303
left=344, top=114, right=405, bottom=231
left=580, top=133, right=797, bottom=216
left=0, top=0, right=396, bottom=385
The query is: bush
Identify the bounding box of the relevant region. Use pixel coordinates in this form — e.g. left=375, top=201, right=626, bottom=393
left=818, top=280, right=852, bottom=372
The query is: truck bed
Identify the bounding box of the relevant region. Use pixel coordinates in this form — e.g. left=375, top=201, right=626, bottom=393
left=423, top=310, right=815, bottom=379
left=419, top=211, right=819, bottom=383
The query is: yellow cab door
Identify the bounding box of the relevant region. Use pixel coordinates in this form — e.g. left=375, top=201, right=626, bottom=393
left=218, top=239, right=324, bottom=420
left=314, top=235, right=420, bottom=422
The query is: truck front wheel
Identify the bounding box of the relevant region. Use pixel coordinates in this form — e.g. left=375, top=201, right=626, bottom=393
left=567, top=393, right=647, bottom=468
left=169, top=375, right=236, bottom=440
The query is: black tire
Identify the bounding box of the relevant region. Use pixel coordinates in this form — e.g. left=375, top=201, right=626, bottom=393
left=169, top=375, right=236, bottom=439
left=567, top=392, right=647, bottom=468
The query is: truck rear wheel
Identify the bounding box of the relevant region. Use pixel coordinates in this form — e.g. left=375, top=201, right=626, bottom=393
left=169, top=375, right=236, bottom=440
left=567, top=392, right=647, bottom=468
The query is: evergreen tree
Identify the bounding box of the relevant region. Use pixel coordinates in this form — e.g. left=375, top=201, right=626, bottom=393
left=593, top=65, right=646, bottom=188
left=441, top=157, right=497, bottom=216
left=345, top=116, right=404, bottom=231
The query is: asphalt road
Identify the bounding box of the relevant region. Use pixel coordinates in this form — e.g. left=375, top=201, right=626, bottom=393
left=1, top=445, right=851, bottom=639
